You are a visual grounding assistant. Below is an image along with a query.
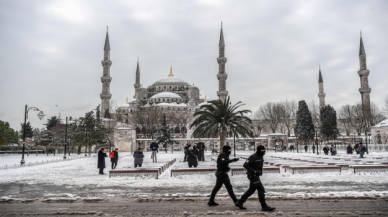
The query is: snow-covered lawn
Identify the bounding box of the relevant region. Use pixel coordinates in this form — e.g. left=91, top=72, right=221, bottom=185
left=0, top=151, right=387, bottom=200
left=0, top=154, right=71, bottom=167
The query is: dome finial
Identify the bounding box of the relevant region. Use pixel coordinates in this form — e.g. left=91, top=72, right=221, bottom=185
left=205, top=95, right=207, bottom=102
left=126, top=96, right=128, bottom=104
left=137, top=57, right=139, bottom=62
left=360, top=30, right=362, bottom=37
left=193, top=83, right=194, bottom=86
left=107, top=25, right=108, bottom=32
left=168, top=66, right=174, bottom=77
left=319, top=65, right=321, bottom=70
left=221, top=21, right=222, bottom=28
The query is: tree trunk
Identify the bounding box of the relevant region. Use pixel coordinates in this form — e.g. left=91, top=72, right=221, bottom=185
left=46, top=146, right=48, bottom=156
left=219, top=128, right=227, bottom=151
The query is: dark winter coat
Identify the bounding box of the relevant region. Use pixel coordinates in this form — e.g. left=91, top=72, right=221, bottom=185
left=216, top=152, right=234, bottom=173
left=111, top=150, right=118, bottom=162
left=347, top=146, right=353, bottom=154
left=304, top=145, right=308, bottom=151
left=185, top=147, right=199, bottom=165
left=330, top=145, right=336, bottom=153
left=133, top=150, right=144, bottom=164
left=323, top=147, right=329, bottom=154
left=197, top=142, right=205, bottom=151
left=354, top=144, right=360, bottom=150
left=98, top=150, right=107, bottom=168
left=243, top=153, right=264, bottom=176
left=359, top=145, right=367, bottom=154
left=184, top=144, right=191, bottom=150
left=150, top=142, right=159, bottom=151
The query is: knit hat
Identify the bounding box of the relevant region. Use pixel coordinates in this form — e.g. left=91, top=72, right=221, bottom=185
left=137, top=147, right=143, bottom=150
left=256, top=145, right=266, bottom=155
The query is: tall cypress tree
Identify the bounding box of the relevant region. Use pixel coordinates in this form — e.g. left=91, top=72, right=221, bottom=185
left=295, top=100, right=315, bottom=150
left=156, top=114, right=174, bottom=153
left=320, top=105, right=339, bottom=141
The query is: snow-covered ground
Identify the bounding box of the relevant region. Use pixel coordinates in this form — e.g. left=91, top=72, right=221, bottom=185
left=0, top=151, right=387, bottom=201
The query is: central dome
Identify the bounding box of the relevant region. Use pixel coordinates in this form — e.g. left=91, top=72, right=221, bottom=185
left=152, top=76, right=190, bottom=86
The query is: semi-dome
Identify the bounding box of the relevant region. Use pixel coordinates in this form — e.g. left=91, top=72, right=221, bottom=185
left=151, top=92, right=182, bottom=99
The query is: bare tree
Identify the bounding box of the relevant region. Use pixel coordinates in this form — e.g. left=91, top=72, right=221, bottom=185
left=282, top=100, right=297, bottom=136
left=309, top=100, right=320, bottom=126
left=384, top=95, right=388, bottom=116
left=371, top=102, right=386, bottom=126
left=338, top=105, right=353, bottom=136
left=257, top=102, right=283, bottom=133
left=128, top=105, right=162, bottom=139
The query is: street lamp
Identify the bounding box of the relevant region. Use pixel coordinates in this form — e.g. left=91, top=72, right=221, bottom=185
left=63, top=117, right=68, bottom=160
left=315, top=125, right=319, bottom=155
left=21, top=105, right=45, bottom=165
left=377, top=130, right=381, bottom=144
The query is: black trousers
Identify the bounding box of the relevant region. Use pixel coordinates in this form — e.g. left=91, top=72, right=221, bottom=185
left=99, top=168, right=104, bottom=174
left=240, top=175, right=267, bottom=207
left=111, top=161, right=117, bottom=169
left=209, top=172, right=237, bottom=202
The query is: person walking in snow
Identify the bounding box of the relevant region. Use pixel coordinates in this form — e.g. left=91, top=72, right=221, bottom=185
left=197, top=139, right=206, bottom=162
left=312, top=144, right=316, bottom=153
left=133, top=148, right=144, bottom=167
left=183, top=142, right=191, bottom=162
left=235, top=145, right=275, bottom=211
left=150, top=140, right=159, bottom=163
left=304, top=145, right=308, bottom=152
left=186, top=145, right=199, bottom=168
left=98, top=148, right=107, bottom=175
left=323, top=145, right=329, bottom=155
left=354, top=143, right=360, bottom=154
left=290, top=144, right=294, bottom=152
left=110, top=148, right=119, bottom=169
left=208, top=145, right=239, bottom=207
left=359, top=143, right=367, bottom=158
left=330, top=145, right=337, bottom=156
left=347, top=144, right=353, bottom=154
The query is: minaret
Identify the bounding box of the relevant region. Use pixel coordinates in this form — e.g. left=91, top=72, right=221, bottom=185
left=217, top=22, right=228, bottom=102
left=318, top=65, right=326, bottom=109
left=100, top=26, right=112, bottom=118
left=134, top=57, right=141, bottom=89
left=358, top=31, right=372, bottom=125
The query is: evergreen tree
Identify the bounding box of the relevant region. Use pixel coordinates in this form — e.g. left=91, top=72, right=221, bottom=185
left=156, top=114, right=174, bottom=153
left=20, top=122, right=34, bottom=138
left=295, top=100, right=315, bottom=150
left=0, top=120, right=19, bottom=146
left=104, top=108, right=110, bottom=119
left=319, top=105, right=339, bottom=141
left=46, top=116, right=61, bottom=130
left=95, top=105, right=101, bottom=123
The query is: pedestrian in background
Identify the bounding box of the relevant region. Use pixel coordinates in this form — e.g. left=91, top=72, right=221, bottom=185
left=134, top=147, right=144, bottom=167
left=347, top=144, right=353, bottom=154
left=186, top=145, right=199, bottom=168
left=150, top=140, right=159, bottom=163
left=183, top=142, right=191, bottom=162
left=354, top=143, right=360, bottom=154
left=98, top=148, right=107, bottom=175
left=304, top=145, right=308, bottom=152
left=197, top=139, right=205, bottom=162
left=290, top=144, right=294, bottom=152
left=312, top=144, right=316, bottom=153
left=323, top=145, right=329, bottom=155
left=330, top=144, right=337, bottom=156
left=359, top=143, right=367, bottom=158
left=110, top=148, right=119, bottom=169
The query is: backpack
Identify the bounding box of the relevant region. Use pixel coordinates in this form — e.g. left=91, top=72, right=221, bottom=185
left=110, top=152, right=115, bottom=158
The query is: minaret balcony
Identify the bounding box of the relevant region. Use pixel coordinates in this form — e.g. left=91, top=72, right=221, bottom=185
left=100, top=93, right=112, bottom=99
left=217, top=57, right=227, bottom=64
left=217, top=74, right=228, bottom=80
left=101, top=77, right=112, bottom=82
left=101, top=60, right=112, bottom=67
left=217, top=91, right=228, bottom=96
left=358, top=70, right=370, bottom=77
left=359, top=88, right=371, bottom=94
left=318, top=93, right=326, bottom=97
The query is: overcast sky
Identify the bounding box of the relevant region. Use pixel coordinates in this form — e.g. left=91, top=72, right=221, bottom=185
left=0, top=0, right=387, bottom=131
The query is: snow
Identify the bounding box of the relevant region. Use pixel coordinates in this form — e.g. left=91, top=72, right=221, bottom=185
left=374, top=119, right=388, bottom=127
left=0, top=151, right=387, bottom=200
left=151, top=77, right=190, bottom=86
left=151, top=92, right=182, bottom=99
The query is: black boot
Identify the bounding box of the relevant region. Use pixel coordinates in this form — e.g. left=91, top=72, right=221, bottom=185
left=262, top=205, right=275, bottom=211
left=235, top=200, right=247, bottom=210
left=207, top=201, right=219, bottom=206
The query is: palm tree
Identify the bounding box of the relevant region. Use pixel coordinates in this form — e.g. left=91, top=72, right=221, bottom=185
left=190, top=96, right=254, bottom=150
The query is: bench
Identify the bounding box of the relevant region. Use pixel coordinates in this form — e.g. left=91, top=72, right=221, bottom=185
left=349, top=165, right=388, bottom=173
left=230, top=167, right=280, bottom=176
left=289, top=166, right=341, bottom=175
left=170, top=168, right=217, bottom=177
left=109, top=168, right=160, bottom=179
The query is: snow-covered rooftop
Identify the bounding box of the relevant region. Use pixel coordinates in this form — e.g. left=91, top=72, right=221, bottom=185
left=151, top=92, right=182, bottom=99
left=151, top=76, right=190, bottom=86
left=373, top=119, right=388, bottom=128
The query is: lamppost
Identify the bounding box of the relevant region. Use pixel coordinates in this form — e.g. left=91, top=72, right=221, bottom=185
left=63, top=117, right=68, bottom=159
left=315, top=125, right=319, bottom=155
left=21, top=105, right=45, bottom=165
left=377, top=130, right=381, bottom=144
left=363, top=125, right=370, bottom=154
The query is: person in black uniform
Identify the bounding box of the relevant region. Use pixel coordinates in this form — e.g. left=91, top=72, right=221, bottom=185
left=235, top=145, right=275, bottom=211
left=208, top=145, right=240, bottom=206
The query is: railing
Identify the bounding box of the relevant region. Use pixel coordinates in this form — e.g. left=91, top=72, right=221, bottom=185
left=0, top=154, right=97, bottom=170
